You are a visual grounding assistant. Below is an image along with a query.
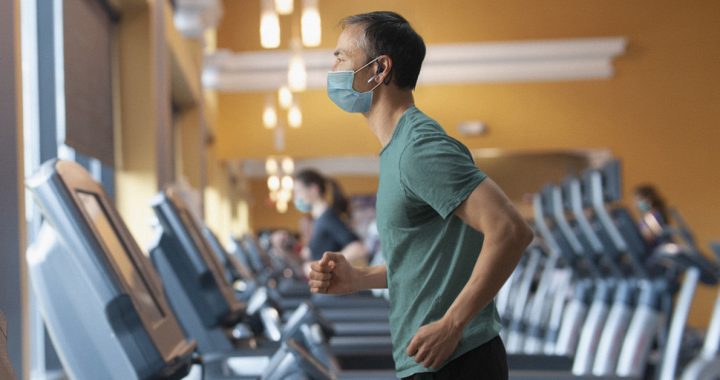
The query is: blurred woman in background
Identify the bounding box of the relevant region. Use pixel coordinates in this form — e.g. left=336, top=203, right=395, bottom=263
left=634, top=184, right=670, bottom=249
left=293, top=169, right=368, bottom=266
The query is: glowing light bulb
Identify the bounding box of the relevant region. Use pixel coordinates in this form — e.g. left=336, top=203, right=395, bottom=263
left=260, top=0, right=280, bottom=48
left=278, top=189, right=291, bottom=202
left=262, top=104, right=277, bottom=129
left=274, top=0, right=293, bottom=15
left=281, top=157, right=294, bottom=173
left=265, top=158, right=279, bottom=174
left=288, top=104, right=302, bottom=128
left=301, top=0, right=321, bottom=47
left=281, top=175, right=294, bottom=190
left=267, top=175, right=280, bottom=191
left=278, top=86, right=293, bottom=109
left=288, top=54, right=307, bottom=91
left=276, top=200, right=288, bottom=213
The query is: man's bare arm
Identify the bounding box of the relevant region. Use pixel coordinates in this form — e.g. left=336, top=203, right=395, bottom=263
left=407, top=178, right=533, bottom=369
left=445, top=178, right=533, bottom=330
left=308, top=254, right=388, bottom=294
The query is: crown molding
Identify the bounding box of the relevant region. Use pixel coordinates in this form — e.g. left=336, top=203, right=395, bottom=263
left=204, top=37, right=627, bottom=92
left=173, top=0, right=222, bottom=39
left=236, top=148, right=613, bottom=179
left=240, top=156, right=379, bottom=178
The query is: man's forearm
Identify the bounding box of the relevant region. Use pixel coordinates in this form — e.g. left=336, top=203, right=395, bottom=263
left=353, top=265, right=388, bottom=291
left=444, top=229, right=530, bottom=330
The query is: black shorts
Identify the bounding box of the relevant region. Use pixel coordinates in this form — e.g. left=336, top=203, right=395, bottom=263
left=402, top=335, right=508, bottom=380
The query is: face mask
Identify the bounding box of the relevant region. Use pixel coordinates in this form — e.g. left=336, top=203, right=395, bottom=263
left=294, top=197, right=312, bottom=213
left=637, top=200, right=651, bottom=213
left=326, top=56, right=383, bottom=113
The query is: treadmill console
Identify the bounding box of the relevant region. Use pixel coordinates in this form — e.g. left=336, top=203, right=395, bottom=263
left=26, top=159, right=195, bottom=380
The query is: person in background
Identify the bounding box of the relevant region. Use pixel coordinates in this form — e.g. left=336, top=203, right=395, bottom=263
left=293, top=169, right=369, bottom=266
left=634, top=184, right=670, bottom=249
left=297, top=214, right=314, bottom=253
left=269, top=229, right=302, bottom=260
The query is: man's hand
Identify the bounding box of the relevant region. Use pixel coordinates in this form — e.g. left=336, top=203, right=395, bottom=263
left=308, top=252, right=357, bottom=295
left=407, top=317, right=463, bottom=370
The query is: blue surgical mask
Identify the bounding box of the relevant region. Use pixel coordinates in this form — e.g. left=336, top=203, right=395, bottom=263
left=326, top=57, right=383, bottom=113
left=637, top=200, right=651, bottom=213
left=294, top=197, right=312, bottom=213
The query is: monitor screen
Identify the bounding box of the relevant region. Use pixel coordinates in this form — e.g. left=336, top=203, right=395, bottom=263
left=76, top=191, right=164, bottom=323
left=202, top=227, right=236, bottom=284
left=177, top=208, right=231, bottom=287
left=601, top=160, right=622, bottom=202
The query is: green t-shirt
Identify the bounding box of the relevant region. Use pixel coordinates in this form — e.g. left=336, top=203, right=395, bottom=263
left=376, top=106, right=502, bottom=378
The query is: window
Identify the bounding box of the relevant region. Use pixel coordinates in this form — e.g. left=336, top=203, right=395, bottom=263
left=21, top=0, right=118, bottom=377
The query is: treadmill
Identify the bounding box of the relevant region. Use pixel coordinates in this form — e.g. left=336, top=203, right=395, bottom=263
left=148, top=187, right=395, bottom=368
left=26, top=159, right=396, bottom=380
left=682, top=243, right=720, bottom=380
left=207, top=228, right=389, bottom=324
left=231, top=234, right=393, bottom=313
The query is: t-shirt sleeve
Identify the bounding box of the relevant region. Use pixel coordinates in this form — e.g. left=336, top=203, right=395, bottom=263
left=399, top=133, right=487, bottom=219
left=326, top=212, right=360, bottom=249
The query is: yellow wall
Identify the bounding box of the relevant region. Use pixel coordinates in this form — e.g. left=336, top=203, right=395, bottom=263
left=204, top=146, right=232, bottom=244
left=248, top=153, right=591, bottom=231
left=114, top=2, right=240, bottom=252
left=116, top=8, right=159, bottom=248
left=176, top=104, right=203, bottom=188
left=215, top=1, right=720, bottom=328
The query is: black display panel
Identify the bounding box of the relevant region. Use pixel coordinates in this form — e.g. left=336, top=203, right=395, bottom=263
left=76, top=191, right=164, bottom=323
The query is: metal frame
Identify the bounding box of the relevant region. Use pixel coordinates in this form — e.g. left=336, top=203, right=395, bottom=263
left=0, top=0, right=28, bottom=377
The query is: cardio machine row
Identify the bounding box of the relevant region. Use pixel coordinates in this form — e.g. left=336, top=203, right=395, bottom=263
left=149, top=185, right=396, bottom=367
left=497, top=159, right=720, bottom=380
left=26, top=159, right=398, bottom=380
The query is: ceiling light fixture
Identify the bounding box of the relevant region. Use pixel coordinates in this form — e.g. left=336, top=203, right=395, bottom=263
left=301, top=0, right=321, bottom=47
left=260, top=0, right=280, bottom=48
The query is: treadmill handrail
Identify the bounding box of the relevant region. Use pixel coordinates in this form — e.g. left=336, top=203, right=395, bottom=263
left=510, top=247, right=542, bottom=321
left=589, top=171, right=649, bottom=278
left=533, top=193, right=562, bottom=256
left=588, top=171, right=628, bottom=253
left=670, top=208, right=698, bottom=249
left=658, top=267, right=700, bottom=380
left=567, top=178, right=604, bottom=254
left=702, top=292, right=720, bottom=357
left=550, top=186, right=586, bottom=258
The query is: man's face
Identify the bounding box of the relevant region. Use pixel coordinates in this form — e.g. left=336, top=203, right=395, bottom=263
left=333, top=24, right=376, bottom=92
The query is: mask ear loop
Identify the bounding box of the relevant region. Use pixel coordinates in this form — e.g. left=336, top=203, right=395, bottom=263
left=366, top=79, right=383, bottom=92
left=367, top=60, right=392, bottom=85
left=366, top=65, right=384, bottom=92
left=354, top=56, right=382, bottom=74
left=367, top=60, right=385, bottom=84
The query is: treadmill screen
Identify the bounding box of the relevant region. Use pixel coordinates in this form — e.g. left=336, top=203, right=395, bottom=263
left=178, top=208, right=231, bottom=287
left=76, top=191, right=164, bottom=323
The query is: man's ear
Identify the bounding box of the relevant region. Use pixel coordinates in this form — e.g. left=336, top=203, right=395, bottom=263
left=375, top=55, right=393, bottom=85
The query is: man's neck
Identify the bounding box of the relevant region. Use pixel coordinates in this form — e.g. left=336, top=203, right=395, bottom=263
left=365, top=90, right=415, bottom=148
